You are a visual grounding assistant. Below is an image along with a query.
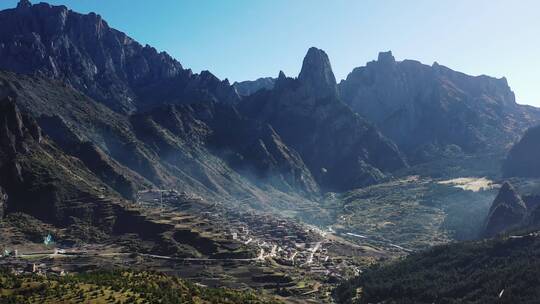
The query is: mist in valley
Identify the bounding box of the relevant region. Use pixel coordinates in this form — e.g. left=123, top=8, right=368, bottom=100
left=1, top=1, right=540, bottom=303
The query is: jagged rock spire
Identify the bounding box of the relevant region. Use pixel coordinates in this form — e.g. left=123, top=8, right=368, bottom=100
left=274, top=70, right=290, bottom=91
left=298, top=47, right=338, bottom=98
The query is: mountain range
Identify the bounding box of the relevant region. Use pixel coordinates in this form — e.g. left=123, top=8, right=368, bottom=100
left=0, top=1, right=417, bottom=217
left=237, top=52, right=540, bottom=164
left=239, top=48, right=406, bottom=191
left=1, top=1, right=540, bottom=303
left=1, top=0, right=538, bottom=227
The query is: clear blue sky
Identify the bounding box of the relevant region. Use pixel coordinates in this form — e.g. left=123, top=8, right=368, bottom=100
left=1, top=0, right=539, bottom=106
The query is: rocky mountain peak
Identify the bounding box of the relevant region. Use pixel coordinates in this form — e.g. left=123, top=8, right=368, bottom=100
left=484, top=181, right=528, bottom=237
left=298, top=47, right=338, bottom=98
left=338, top=51, right=537, bottom=159
left=273, top=70, right=293, bottom=91
left=377, top=51, right=396, bottom=65
left=492, top=182, right=527, bottom=211
left=17, top=0, right=32, bottom=9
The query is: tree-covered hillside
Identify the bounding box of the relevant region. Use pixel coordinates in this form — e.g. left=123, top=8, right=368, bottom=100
left=334, top=233, right=540, bottom=304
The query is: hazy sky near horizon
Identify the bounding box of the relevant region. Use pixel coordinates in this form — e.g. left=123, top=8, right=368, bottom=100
left=1, top=0, right=539, bottom=105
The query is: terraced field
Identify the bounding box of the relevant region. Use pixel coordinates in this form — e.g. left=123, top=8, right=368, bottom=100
left=328, top=176, right=498, bottom=252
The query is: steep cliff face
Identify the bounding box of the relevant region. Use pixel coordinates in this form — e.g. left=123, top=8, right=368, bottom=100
left=339, top=51, right=540, bottom=161
left=0, top=1, right=239, bottom=112
left=503, top=125, right=540, bottom=178
left=240, top=48, right=407, bottom=191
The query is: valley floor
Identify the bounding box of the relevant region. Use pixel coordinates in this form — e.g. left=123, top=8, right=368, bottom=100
left=0, top=172, right=505, bottom=303
left=0, top=193, right=384, bottom=303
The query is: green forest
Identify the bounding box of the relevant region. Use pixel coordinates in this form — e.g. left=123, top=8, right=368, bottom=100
left=334, top=234, right=540, bottom=304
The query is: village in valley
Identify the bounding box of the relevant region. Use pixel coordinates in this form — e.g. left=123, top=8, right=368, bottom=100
left=0, top=189, right=395, bottom=302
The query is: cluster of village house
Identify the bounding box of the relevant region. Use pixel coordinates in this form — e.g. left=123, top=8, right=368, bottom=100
left=200, top=205, right=360, bottom=278
left=1, top=250, right=67, bottom=277
left=137, top=189, right=360, bottom=277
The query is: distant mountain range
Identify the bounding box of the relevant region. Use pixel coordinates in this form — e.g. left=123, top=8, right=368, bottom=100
left=0, top=0, right=539, bottom=242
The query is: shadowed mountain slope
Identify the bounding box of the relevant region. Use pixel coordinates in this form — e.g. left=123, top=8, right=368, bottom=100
left=240, top=48, right=407, bottom=191
left=339, top=51, right=540, bottom=162
left=0, top=97, right=124, bottom=227
left=503, top=124, right=540, bottom=178
left=0, top=71, right=318, bottom=210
